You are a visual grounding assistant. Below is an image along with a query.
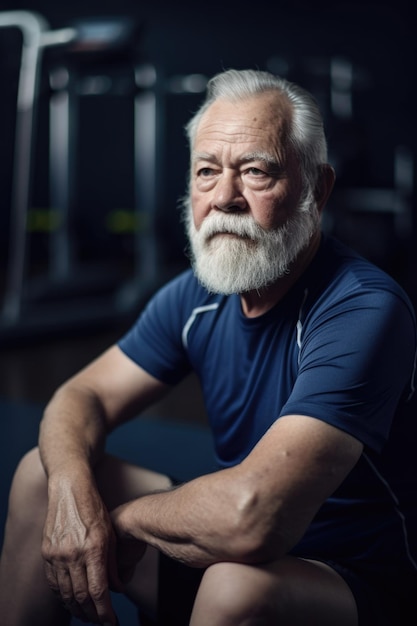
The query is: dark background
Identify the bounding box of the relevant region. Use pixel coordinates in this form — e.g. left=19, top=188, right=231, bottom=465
left=0, top=8, right=415, bottom=621
left=0, top=0, right=416, bottom=342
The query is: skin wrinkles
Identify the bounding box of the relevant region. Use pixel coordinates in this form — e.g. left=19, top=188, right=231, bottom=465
left=192, top=150, right=284, bottom=175
left=190, top=93, right=303, bottom=234
left=1, top=76, right=357, bottom=626
left=186, top=90, right=336, bottom=316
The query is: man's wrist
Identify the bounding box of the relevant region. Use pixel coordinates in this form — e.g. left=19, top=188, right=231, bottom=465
left=111, top=502, right=139, bottom=540
left=46, top=457, right=94, bottom=490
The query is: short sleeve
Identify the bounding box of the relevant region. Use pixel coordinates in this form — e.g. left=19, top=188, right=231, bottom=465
left=118, top=272, right=194, bottom=385
left=280, top=287, right=416, bottom=452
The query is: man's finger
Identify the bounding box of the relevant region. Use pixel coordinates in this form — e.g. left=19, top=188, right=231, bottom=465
left=85, top=557, right=117, bottom=625
left=43, top=561, right=60, bottom=597
left=55, top=567, right=73, bottom=607
left=55, top=566, right=88, bottom=621
left=70, top=563, right=101, bottom=622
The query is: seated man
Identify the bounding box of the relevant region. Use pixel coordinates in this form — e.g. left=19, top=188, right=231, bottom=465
left=1, top=68, right=416, bottom=626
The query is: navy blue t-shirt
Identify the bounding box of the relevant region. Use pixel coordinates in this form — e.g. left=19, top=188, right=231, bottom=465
left=119, top=235, right=417, bottom=572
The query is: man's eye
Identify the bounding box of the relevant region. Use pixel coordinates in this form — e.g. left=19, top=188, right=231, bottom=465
left=197, top=167, right=214, bottom=177
left=246, top=166, right=281, bottom=179
left=246, top=167, right=271, bottom=178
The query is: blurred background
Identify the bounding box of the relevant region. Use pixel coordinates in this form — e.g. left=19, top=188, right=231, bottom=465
left=0, top=2, right=415, bottom=623
left=0, top=0, right=415, bottom=406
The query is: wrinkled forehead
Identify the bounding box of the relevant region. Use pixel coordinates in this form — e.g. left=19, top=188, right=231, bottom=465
left=195, top=91, right=293, bottom=149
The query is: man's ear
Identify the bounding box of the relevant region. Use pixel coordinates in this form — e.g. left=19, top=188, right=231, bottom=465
left=314, top=164, right=336, bottom=213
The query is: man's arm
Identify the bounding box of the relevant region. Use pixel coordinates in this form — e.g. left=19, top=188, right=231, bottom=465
left=112, top=414, right=363, bottom=568
left=39, top=345, right=170, bottom=625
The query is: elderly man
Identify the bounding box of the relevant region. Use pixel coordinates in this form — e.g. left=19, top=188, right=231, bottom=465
left=1, top=68, right=416, bottom=626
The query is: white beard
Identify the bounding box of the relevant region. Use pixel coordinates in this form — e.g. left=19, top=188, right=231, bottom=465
left=184, top=189, right=320, bottom=295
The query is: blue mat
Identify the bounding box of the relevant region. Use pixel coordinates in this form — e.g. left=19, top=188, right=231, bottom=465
left=0, top=399, right=216, bottom=625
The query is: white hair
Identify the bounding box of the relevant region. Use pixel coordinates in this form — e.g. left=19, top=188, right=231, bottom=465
left=184, top=68, right=328, bottom=191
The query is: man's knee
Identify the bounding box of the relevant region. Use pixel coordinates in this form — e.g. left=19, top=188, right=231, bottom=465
left=7, top=447, right=48, bottom=522
left=191, top=558, right=358, bottom=626
left=191, top=561, right=278, bottom=625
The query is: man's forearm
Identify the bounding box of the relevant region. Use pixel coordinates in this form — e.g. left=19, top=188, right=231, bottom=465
left=39, top=382, right=108, bottom=477
left=38, top=380, right=121, bottom=625
left=111, top=467, right=280, bottom=568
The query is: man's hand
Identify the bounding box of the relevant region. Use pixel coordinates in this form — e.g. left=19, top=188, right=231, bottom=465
left=111, top=504, right=147, bottom=586
left=41, top=473, right=121, bottom=625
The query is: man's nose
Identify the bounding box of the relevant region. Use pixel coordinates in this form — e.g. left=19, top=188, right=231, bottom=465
left=212, top=173, right=247, bottom=213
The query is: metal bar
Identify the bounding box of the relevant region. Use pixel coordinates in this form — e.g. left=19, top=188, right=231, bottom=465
left=0, top=11, right=48, bottom=322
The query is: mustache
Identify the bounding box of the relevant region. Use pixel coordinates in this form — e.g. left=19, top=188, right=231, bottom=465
left=197, top=213, right=265, bottom=241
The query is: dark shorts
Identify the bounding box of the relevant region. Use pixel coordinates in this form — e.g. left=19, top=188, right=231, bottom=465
left=152, top=477, right=416, bottom=626
left=320, top=559, right=414, bottom=626
left=156, top=552, right=204, bottom=625
left=154, top=552, right=415, bottom=626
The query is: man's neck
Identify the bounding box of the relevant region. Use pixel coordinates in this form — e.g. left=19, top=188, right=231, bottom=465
left=240, top=232, right=321, bottom=318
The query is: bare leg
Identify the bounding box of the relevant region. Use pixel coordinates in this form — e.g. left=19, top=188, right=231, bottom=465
left=0, top=448, right=171, bottom=626
left=0, top=449, right=68, bottom=626
left=190, top=557, right=358, bottom=626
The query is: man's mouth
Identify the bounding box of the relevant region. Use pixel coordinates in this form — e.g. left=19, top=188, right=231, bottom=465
left=208, top=231, right=252, bottom=240
left=206, top=231, right=256, bottom=246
